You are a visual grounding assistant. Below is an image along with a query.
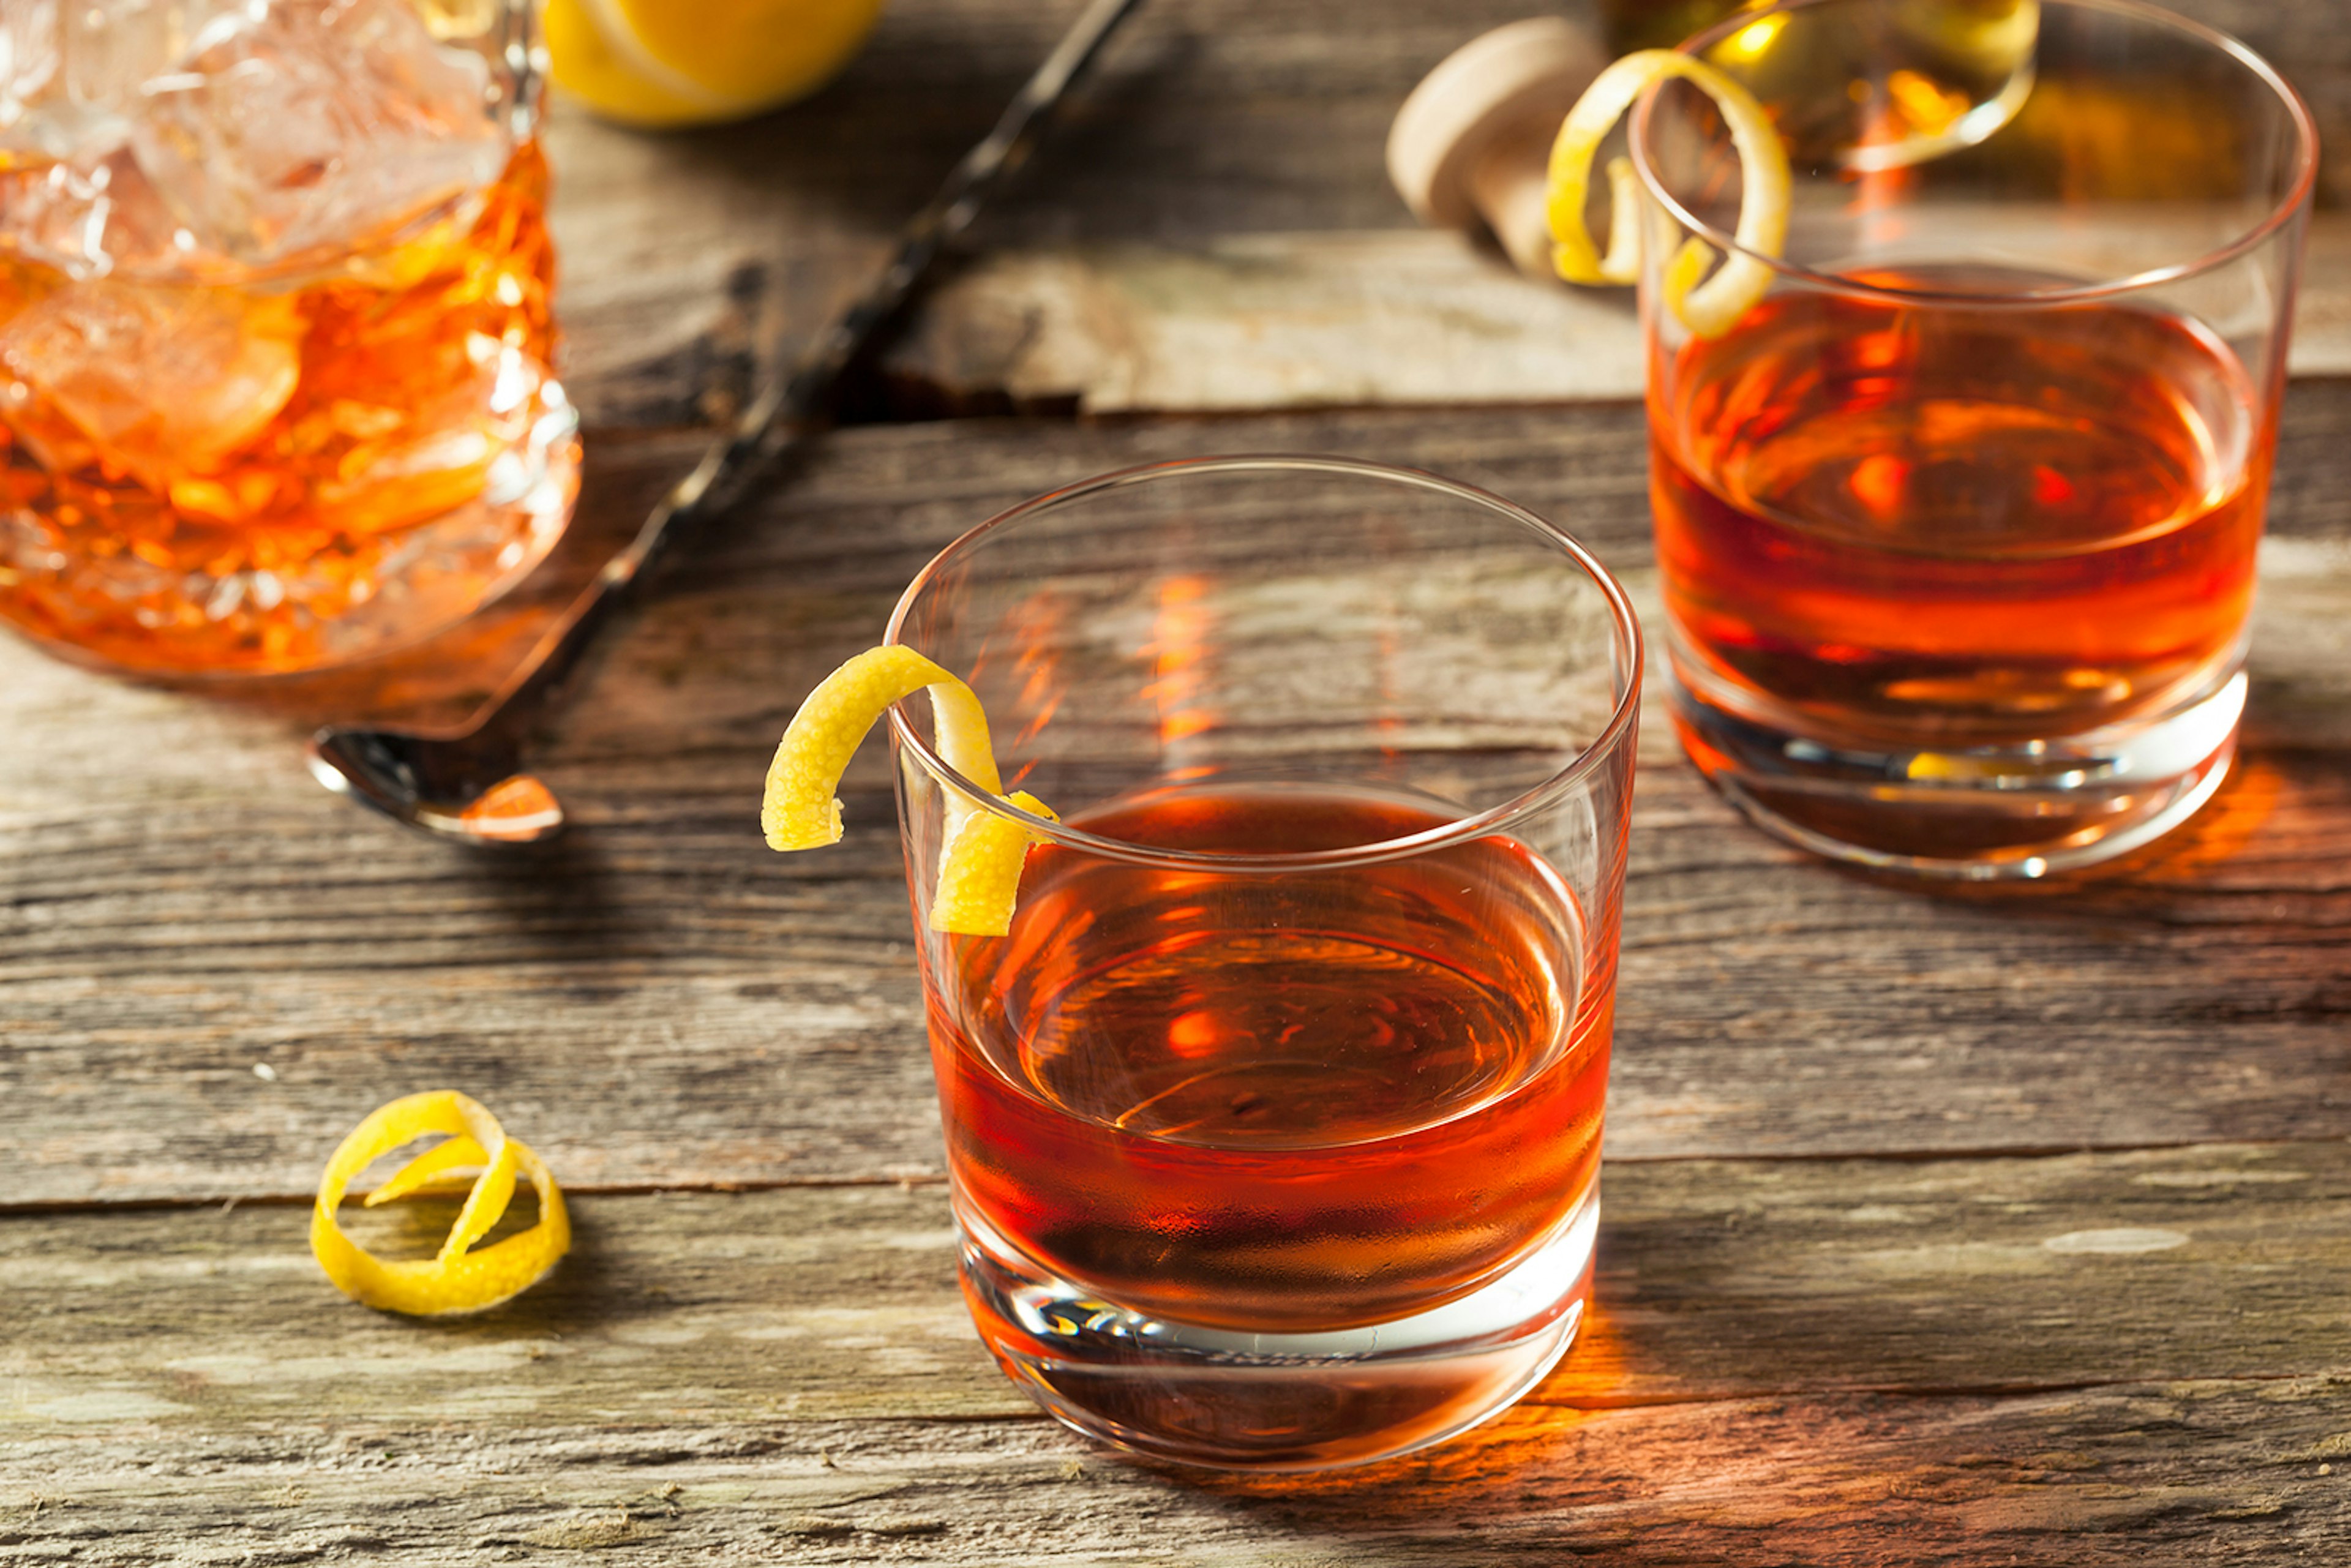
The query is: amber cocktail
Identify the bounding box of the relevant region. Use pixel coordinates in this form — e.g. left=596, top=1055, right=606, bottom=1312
left=0, top=1, right=576, bottom=676
left=940, top=786, right=1612, bottom=1334
left=888, top=457, right=1641, bottom=1470
left=1657, top=275, right=2263, bottom=749
left=1630, top=0, right=2315, bottom=874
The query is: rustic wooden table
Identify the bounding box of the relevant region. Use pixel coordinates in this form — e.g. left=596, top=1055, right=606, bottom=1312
left=8, top=0, right=2351, bottom=1561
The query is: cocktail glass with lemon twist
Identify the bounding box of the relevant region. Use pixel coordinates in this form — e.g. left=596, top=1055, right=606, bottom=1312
left=1599, top=0, right=2315, bottom=876
left=767, top=456, right=1643, bottom=1471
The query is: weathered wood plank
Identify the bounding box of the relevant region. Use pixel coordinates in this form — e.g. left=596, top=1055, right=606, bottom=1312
left=7, top=1142, right=2351, bottom=1561
left=540, top=0, right=1093, bottom=430
left=8, top=1387, right=2351, bottom=1565
left=544, top=0, right=1564, bottom=429
left=975, top=0, right=2351, bottom=244
left=10, top=1142, right=2351, bottom=1424
left=9, top=397, right=2351, bottom=1202
left=881, top=220, right=2351, bottom=415
left=548, top=0, right=2351, bottom=426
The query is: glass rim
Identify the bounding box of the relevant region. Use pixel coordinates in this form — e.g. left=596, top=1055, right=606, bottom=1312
left=1626, top=0, right=2322, bottom=308
left=883, top=453, right=1645, bottom=873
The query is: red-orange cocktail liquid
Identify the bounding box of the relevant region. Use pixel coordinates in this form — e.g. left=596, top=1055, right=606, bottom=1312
left=1652, top=268, right=2265, bottom=748
left=0, top=143, right=566, bottom=674
left=924, top=786, right=1611, bottom=1335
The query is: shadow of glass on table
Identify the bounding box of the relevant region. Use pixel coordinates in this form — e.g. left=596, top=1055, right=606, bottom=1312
left=1119, top=1112, right=2351, bottom=1553
left=1843, top=743, right=2330, bottom=915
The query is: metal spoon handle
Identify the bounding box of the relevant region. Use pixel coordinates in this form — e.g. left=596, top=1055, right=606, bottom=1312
left=471, top=0, right=1147, bottom=737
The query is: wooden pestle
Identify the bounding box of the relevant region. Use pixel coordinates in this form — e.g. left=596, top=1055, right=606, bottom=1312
left=1385, top=18, right=1608, bottom=280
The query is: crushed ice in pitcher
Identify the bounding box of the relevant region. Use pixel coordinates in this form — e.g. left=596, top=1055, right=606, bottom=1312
left=0, top=0, right=516, bottom=530
left=0, top=277, right=304, bottom=489
left=0, top=0, right=508, bottom=278
left=0, top=1, right=576, bottom=675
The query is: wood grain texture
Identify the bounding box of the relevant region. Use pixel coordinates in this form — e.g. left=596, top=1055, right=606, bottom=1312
left=12, top=1142, right=2351, bottom=1422
left=10, top=394, right=2351, bottom=1204
left=881, top=220, right=2351, bottom=415
left=1002, top=0, right=2351, bottom=233
left=9, top=4, right=2351, bottom=1559
left=546, top=0, right=2351, bottom=426
left=7, top=1144, right=2351, bottom=1562
left=539, top=0, right=1092, bottom=430
left=10, top=1390, right=2349, bottom=1567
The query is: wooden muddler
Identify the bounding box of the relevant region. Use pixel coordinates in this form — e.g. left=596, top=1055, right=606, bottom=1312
left=1385, top=17, right=1608, bottom=279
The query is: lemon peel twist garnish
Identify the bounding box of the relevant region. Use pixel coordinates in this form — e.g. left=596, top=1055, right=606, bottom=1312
left=762, top=645, right=1057, bottom=938
left=1546, top=48, right=1793, bottom=339
left=311, top=1092, right=570, bottom=1317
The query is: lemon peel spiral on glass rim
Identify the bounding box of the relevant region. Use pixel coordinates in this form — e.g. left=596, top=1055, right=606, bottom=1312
left=311, top=1091, right=570, bottom=1317
left=1545, top=48, right=1793, bottom=339
left=762, top=645, right=1057, bottom=938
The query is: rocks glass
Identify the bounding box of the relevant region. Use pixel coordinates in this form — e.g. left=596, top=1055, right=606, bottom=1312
left=885, top=456, right=1641, bottom=1468
left=1634, top=0, right=2315, bottom=874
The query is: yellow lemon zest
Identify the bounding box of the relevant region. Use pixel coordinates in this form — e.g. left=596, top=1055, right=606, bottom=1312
left=934, top=789, right=1059, bottom=936
left=362, top=1133, right=490, bottom=1207
left=1545, top=48, right=1792, bottom=338
left=311, top=1092, right=569, bottom=1316
left=762, top=645, right=1056, bottom=937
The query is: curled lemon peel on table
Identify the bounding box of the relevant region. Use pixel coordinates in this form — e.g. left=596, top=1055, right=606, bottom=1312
left=310, top=1091, right=570, bottom=1317
left=762, top=645, right=1057, bottom=937
left=1546, top=48, right=1793, bottom=339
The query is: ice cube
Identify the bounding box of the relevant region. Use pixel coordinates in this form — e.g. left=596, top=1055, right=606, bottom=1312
left=0, top=1, right=211, bottom=275
left=0, top=1, right=505, bottom=276
left=130, top=0, right=507, bottom=268
left=0, top=141, right=188, bottom=277
left=64, top=1, right=219, bottom=113
left=0, top=277, right=302, bottom=488
left=0, top=2, right=224, bottom=161
left=0, top=0, right=60, bottom=132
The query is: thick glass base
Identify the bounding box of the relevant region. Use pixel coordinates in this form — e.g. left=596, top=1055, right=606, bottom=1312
left=1671, top=662, right=2244, bottom=879
left=0, top=372, right=579, bottom=679
left=956, top=1186, right=1597, bottom=1472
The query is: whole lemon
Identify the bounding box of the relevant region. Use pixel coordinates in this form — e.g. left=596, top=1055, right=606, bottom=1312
left=546, top=0, right=887, bottom=128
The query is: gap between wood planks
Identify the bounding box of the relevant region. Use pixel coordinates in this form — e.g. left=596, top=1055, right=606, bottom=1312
left=6, top=1133, right=2342, bottom=1217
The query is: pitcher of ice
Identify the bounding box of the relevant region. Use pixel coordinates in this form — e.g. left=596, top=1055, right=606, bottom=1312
left=0, top=0, right=575, bottom=675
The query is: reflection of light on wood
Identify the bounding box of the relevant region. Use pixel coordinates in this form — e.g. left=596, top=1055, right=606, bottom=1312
left=1180, top=1392, right=1597, bottom=1503
left=1528, top=1299, right=1630, bottom=1406
left=1141, top=574, right=1218, bottom=751
left=1375, top=618, right=1404, bottom=763
left=2127, top=754, right=2283, bottom=880
left=1003, top=588, right=1074, bottom=791
left=1843, top=92, right=1919, bottom=222
left=1937, top=752, right=2284, bottom=901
